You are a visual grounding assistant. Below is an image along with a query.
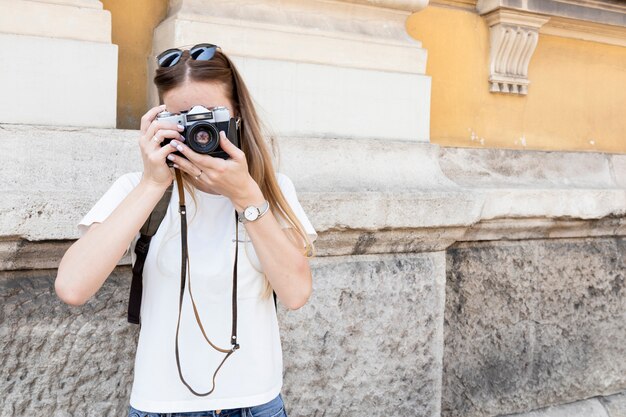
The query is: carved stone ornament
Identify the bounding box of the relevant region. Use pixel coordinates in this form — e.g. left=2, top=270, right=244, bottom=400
left=477, top=0, right=626, bottom=95
left=483, top=10, right=549, bottom=95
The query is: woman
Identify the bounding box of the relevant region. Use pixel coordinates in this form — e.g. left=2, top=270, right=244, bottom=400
left=55, top=44, right=316, bottom=417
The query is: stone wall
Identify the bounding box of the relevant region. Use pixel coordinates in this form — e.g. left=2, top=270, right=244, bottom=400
left=443, top=237, right=626, bottom=417
left=3, top=235, right=623, bottom=417
left=1, top=253, right=445, bottom=417
left=0, top=268, right=136, bottom=417
left=282, top=253, right=445, bottom=417
left=1, top=124, right=625, bottom=416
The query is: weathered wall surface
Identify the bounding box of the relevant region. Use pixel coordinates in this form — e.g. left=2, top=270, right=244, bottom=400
left=0, top=268, right=137, bottom=417
left=503, top=391, right=626, bottom=417
left=443, top=237, right=626, bottom=417
left=0, top=253, right=446, bottom=417
left=282, top=253, right=445, bottom=417
left=3, top=236, right=623, bottom=417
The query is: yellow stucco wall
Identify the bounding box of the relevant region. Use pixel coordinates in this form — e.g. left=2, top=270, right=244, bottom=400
left=101, top=0, right=169, bottom=129
left=407, top=5, right=626, bottom=153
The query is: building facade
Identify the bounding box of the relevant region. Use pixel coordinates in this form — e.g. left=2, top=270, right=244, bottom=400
left=1, top=1, right=624, bottom=416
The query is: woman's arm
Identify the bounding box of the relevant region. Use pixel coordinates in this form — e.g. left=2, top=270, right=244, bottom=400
left=232, top=182, right=312, bottom=311
left=57, top=105, right=182, bottom=306
left=55, top=180, right=169, bottom=306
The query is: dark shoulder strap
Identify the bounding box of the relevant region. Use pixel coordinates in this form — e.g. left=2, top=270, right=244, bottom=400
left=128, top=183, right=173, bottom=324
left=273, top=290, right=277, bottom=311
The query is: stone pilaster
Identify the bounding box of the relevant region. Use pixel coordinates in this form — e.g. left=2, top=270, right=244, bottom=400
left=149, top=0, right=431, bottom=142
left=0, top=0, right=117, bottom=127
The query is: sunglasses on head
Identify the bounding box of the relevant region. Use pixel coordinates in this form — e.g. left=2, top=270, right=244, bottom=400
left=156, top=43, right=220, bottom=68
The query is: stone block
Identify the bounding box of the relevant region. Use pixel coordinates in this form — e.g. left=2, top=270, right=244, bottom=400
left=438, top=147, right=626, bottom=220
left=443, top=237, right=626, bottom=417
left=280, top=253, right=446, bottom=417
left=502, top=397, right=609, bottom=417
left=231, top=57, right=431, bottom=142
left=154, top=0, right=427, bottom=73
left=613, top=155, right=626, bottom=189
left=438, top=147, right=616, bottom=189
left=279, top=137, right=458, bottom=192
left=0, top=267, right=138, bottom=417
left=0, top=34, right=117, bottom=127
left=601, top=391, right=626, bottom=417
left=0, top=0, right=111, bottom=43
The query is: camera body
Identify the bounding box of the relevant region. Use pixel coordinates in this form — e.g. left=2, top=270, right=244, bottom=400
left=156, top=105, right=239, bottom=164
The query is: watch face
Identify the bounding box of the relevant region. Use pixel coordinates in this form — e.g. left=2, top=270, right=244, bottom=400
left=244, top=206, right=259, bottom=221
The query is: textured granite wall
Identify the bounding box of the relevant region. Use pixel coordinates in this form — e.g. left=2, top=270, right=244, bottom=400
left=0, top=268, right=136, bottom=417
left=443, top=237, right=626, bottom=417
left=282, top=253, right=445, bottom=417
left=1, top=252, right=446, bottom=417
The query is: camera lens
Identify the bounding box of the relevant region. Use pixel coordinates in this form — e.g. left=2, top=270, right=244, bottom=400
left=187, top=123, right=219, bottom=154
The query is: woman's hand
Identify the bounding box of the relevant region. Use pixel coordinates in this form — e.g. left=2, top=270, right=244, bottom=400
left=166, top=131, right=264, bottom=211
left=138, top=104, right=184, bottom=188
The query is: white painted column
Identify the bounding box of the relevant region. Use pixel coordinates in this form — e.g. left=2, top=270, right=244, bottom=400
left=0, top=0, right=118, bottom=127
left=150, top=0, right=431, bottom=142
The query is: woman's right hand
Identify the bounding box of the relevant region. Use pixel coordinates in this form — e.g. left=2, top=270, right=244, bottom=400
left=138, top=104, right=185, bottom=188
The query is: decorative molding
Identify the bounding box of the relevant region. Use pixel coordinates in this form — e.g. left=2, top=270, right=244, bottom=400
left=337, top=0, right=429, bottom=12
left=477, top=0, right=626, bottom=95
left=430, top=0, right=476, bottom=10
left=478, top=0, right=626, bottom=26
left=166, top=0, right=423, bottom=44
left=542, top=15, right=626, bottom=47
left=477, top=0, right=626, bottom=46
left=483, top=10, right=549, bottom=95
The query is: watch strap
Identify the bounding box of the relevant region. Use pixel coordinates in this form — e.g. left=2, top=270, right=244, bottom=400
left=238, top=200, right=270, bottom=223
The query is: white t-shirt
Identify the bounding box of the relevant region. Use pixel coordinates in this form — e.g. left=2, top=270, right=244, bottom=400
left=77, top=171, right=317, bottom=413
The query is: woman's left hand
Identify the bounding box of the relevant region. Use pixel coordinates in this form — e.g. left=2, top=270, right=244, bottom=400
left=166, top=131, right=264, bottom=211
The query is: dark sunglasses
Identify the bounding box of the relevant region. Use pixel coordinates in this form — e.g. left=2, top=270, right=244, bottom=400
left=156, top=43, right=220, bottom=68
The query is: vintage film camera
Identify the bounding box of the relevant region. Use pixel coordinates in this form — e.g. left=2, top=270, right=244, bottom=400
left=156, top=105, right=240, bottom=165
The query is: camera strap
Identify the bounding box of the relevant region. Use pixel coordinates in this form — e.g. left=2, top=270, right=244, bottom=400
left=173, top=168, right=240, bottom=396
left=128, top=184, right=173, bottom=325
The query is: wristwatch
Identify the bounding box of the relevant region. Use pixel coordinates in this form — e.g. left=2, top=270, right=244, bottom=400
left=238, top=201, right=270, bottom=223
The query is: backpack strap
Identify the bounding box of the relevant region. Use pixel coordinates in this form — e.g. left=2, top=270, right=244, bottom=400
left=128, top=183, right=173, bottom=324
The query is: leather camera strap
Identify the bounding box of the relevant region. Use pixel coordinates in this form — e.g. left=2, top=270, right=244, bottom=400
left=173, top=169, right=240, bottom=397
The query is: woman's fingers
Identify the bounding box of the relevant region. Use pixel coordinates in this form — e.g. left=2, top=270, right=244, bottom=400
left=218, top=131, right=245, bottom=161
left=166, top=140, right=222, bottom=171
left=143, top=121, right=183, bottom=146
left=140, top=104, right=166, bottom=134
left=149, top=129, right=185, bottom=147
left=168, top=151, right=200, bottom=175
left=138, top=106, right=185, bottom=187
left=155, top=140, right=180, bottom=160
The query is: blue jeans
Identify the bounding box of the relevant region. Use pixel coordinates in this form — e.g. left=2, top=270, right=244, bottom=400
left=128, top=393, right=287, bottom=417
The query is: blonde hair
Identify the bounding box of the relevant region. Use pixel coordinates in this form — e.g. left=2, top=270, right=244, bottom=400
left=153, top=49, right=314, bottom=299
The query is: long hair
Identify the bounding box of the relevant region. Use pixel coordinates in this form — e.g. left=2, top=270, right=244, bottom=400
left=153, top=49, right=314, bottom=299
